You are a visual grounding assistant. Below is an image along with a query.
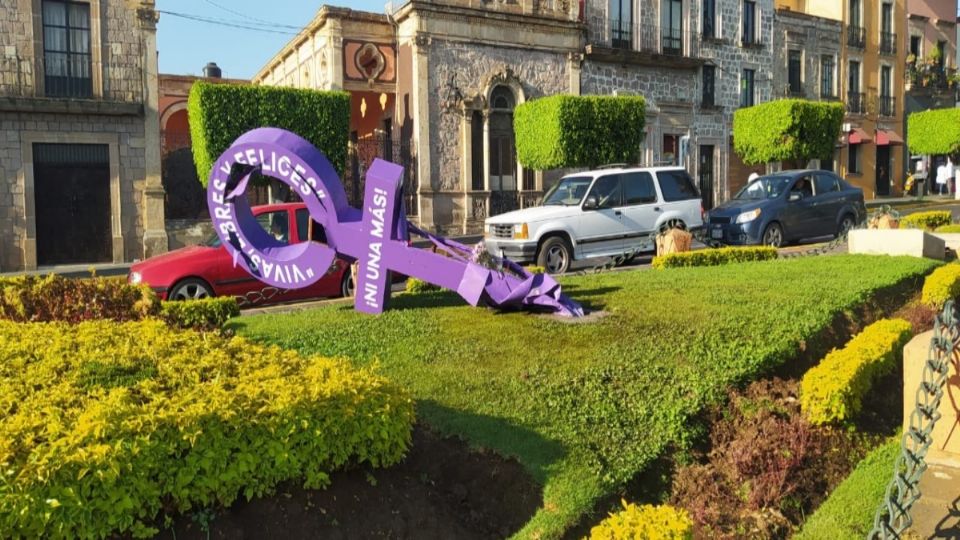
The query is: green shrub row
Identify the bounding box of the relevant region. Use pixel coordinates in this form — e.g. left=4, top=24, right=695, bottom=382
left=589, top=500, right=692, bottom=540
left=800, top=319, right=913, bottom=425
left=188, top=82, right=350, bottom=186
left=921, top=263, right=960, bottom=309
left=795, top=437, right=900, bottom=540
left=0, top=275, right=158, bottom=323
left=651, top=246, right=778, bottom=269
left=514, top=95, right=646, bottom=170
left=935, top=224, right=960, bottom=233
left=900, top=210, right=952, bottom=231
left=160, top=297, right=240, bottom=330
left=0, top=319, right=414, bottom=538
left=733, top=99, right=844, bottom=165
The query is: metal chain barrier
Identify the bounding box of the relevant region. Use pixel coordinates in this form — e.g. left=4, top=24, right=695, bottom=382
left=868, top=300, right=958, bottom=539
left=233, top=286, right=291, bottom=308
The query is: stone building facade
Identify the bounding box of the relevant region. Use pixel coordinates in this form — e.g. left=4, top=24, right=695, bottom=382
left=0, top=0, right=164, bottom=271
left=255, top=1, right=787, bottom=233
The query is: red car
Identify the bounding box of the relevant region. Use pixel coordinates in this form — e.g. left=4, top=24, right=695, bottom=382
left=129, top=203, right=354, bottom=306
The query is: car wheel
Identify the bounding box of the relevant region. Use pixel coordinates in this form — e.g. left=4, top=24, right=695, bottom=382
left=169, top=278, right=214, bottom=301
left=838, top=214, right=856, bottom=237
left=340, top=270, right=355, bottom=298
left=762, top=223, right=784, bottom=248
left=537, top=236, right=572, bottom=275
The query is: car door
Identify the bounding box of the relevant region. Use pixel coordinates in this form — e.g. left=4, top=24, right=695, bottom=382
left=780, top=174, right=818, bottom=241
left=578, top=174, right=627, bottom=257
left=294, top=207, right=346, bottom=300
left=618, top=171, right=660, bottom=252
left=812, top=172, right=844, bottom=236
left=215, top=208, right=293, bottom=302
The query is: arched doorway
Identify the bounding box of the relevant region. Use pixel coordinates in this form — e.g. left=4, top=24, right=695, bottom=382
left=488, top=85, right=518, bottom=216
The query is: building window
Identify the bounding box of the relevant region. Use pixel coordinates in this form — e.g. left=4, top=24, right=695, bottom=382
left=910, top=35, right=922, bottom=58
left=42, top=0, right=93, bottom=98
left=610, top=0, right=633, bottom=49
left=702, top=65, right=715, bottom=106
left=740, top=68, right=755, bottom=107
left=848, top=143, right=860, bottom=174
left=788, top=50, right=802, bottom=95
left=846, top=60, right=863, bottom=114
left=702, top=0, right=716, bottom=39
left=937, top=40, right=947, bottom=69
left=661, top=0, right=683, bottom=55
left=471, top=110, right=484, bottom=191
left=880, top=65, right=894, bottom=117
left=742, top=1, right=758, bottom=45
left=880, top=3, right=895, bottom=54
left=820, top=55, right=835, bottom=98
left=847, top=0, right=865, bottom=48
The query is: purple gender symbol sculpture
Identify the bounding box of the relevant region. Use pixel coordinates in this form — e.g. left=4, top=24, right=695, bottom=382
left=207, top=127, right=583, bottom=317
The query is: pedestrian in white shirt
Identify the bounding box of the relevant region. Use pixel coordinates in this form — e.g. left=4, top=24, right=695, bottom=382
left=936, top=163, right=948, bottom=195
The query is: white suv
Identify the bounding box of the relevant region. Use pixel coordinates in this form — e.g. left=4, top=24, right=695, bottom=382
left=484, top=166, right=704, bottom=274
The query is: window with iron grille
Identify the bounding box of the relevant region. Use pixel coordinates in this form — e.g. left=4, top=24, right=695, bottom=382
left=702, top=0, right=716, bottom=39
left=42, top=0, right=92, bottom=98
left=788, top=50, right=802, bottom=94
left=820, top=55, right=835, bottom=98
left=702, top=65, right=715, bottom=106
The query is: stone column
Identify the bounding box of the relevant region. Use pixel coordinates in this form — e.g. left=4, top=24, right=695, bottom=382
left=567, top=52, right=582, bottom=96
left=903, top=330, right=960, bottom=467
left=460, top=106, right=473, bottom=234
left=482, top=110, right=491, bottom=217
left=413, top=34, right=434, bottom=229
left=137, top=1, right=167, bottom=258
left=329, top=20, right=344, bottom=91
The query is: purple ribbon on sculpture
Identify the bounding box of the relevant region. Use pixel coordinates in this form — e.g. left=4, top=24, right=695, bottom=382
left=207, top=127, right=583, bottom=317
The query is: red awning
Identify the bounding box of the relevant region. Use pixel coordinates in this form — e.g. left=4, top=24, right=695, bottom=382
left=876, top=129, right=904, bottom=146
left=848, top=127, right=872, bottom=144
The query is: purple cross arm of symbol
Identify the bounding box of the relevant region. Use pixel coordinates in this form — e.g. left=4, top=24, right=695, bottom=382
left=207, top=127, right=583, bottom=317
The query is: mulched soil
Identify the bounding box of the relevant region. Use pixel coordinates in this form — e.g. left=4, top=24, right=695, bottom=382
left=154, top=426, right=541, bottom=540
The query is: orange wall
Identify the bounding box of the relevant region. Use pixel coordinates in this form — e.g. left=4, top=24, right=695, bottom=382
left=350, top=91, right=395, bottom=138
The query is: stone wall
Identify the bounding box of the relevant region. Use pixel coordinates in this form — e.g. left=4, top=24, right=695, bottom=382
left=166, top=218, right=213, bottom=250
left=772, top=10, right=842, bottom=100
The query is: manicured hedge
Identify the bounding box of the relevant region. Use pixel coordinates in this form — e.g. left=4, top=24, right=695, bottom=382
left=0, top=319, right=414, bottom=538
left=589, top=501, right=693, bottom=540
left=514, top=95, right=646, bottom=170
left=800, top=319, right=913, bottom=425
left=188, top=82, right=350, bottom=186
left=795, top=437, right=900, bottom=540
left=405, top=277, right=441, bottom=294
left=733, top=99, right=844, bottom=165
left=160, top=296, right=240, bottom=330
left=935, top=224, right=960, bottom=233
left=900, top=210, right=952, bottom=231
left=907, top=108, right=960, bottom=156
left=651, top=246, right=778, bottom=269
left=921, top=263, right=960, bottom=308
left=0, top=275, right=158, bottom=323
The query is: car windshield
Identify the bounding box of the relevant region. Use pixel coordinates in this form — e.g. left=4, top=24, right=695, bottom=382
left=734, top=176, right=793, bottom=200
left=543, top=176, right=593, bottom=206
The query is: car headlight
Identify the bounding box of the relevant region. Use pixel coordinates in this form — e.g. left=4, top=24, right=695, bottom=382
left=513, top=223, right=529, bottom=240
left=735, top=209, right=762, bottom=224
left=129, top=271, right=142, bottom=285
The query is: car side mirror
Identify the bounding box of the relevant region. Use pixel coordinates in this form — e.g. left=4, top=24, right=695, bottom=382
left=788, top=192, right=803, bottom=202
left=583, top=195, right=599, bottom=210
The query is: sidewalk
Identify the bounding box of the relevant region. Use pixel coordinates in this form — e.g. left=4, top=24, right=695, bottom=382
left=867, top=195, right=959, bottom=208
left=907, top=462, right=960, bottom=538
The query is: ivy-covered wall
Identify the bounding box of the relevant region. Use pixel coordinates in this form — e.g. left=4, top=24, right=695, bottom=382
left=188, top=82, right=350, bottom=186
left=733, top=99, right=844, bottom=165
left=513, top=95, right=646, bottom=170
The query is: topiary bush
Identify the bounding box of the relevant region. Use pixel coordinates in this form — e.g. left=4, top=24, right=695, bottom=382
left=651, top=246, right=778, bottom=269
left=800, top=319, right=913, bottom=425
left=160, top=296, right=240, bottom=331
left=404, top=277, right=441, bottom=294
left=0, top=319, right=414, bottom=538
left=589, top=500, right=693, bottom=540
left=899, top=210, right=952, bottom=231
left=514, top=95, right=646, bottom=170
left=921, top=263, right=960, bottom=308
left=0, top=275, right=159, bottom=323
left=733, top=99, right=844, bottom=165
left=935, top=223, right=960, bottom=233
left=188, top=82, right=350, bottom=186
left=907, top=108, right=960, bottom=156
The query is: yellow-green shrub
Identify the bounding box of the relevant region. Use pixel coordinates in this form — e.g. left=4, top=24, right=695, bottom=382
left=525, top=265, right=546, bottom=275
left=800, top=319, right=913, bottom=425
left=589, top=500, right=693, bottom=540
left=921, top=263, right=960, bottom=308
left=652, top=246, right=777, bottom=269
left=160, top=297, right=240, bottom=330
left=935, top=223, right=960, bottom=233
left=900, top=210, right=952, bottom=231
left=0, top=274, right=158, bottom=323
left=0, top=320, right=414, bottom=538
left=405, top=277, right=441, bottom=293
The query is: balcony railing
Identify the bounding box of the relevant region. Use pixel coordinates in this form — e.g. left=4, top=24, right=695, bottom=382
left=906, top=64, right=956, bottom=92
left=880, top=32, right=896, bottom=55
left=879, top=95, right=896, bottom=117
left=846, top=91, right=866, bottom=114
left=587, top=17, right=700, bottom=58
left=847, top=26, right=866, bottom=49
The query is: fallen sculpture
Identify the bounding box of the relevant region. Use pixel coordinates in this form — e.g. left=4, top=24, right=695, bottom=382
left=207, top=127, right=583, bottom=317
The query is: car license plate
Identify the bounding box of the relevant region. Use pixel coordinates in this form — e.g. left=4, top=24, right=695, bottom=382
left=711, top=229, right=723, bottom=239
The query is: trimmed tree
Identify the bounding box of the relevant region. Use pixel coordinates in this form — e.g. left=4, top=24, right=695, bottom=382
left=514, top=95, right=646, bottom=169
left=907, top=108, right=960, bottom=156
left=188, top=82, right=350, bottom=186
left=733, top=99, right=844, bottom=165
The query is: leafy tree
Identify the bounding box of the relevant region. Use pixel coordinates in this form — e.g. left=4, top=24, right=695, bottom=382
left=733, top=99, right=844, bottom=165
left=907, top=108, right=960, bottom=157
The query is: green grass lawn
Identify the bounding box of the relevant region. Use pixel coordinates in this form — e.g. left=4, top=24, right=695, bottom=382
left=232, top=255, right=936, bottom=539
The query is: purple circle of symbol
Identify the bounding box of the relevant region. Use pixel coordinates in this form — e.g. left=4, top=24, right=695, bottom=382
left=206, top=128, right=350, bottom=289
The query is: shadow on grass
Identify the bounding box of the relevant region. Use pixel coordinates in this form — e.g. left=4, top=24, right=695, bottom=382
left=416, top=399, right=566, bottom=486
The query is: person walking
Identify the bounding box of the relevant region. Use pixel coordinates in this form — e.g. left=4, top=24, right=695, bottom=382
left=936, top=161, right=948, bottom=195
